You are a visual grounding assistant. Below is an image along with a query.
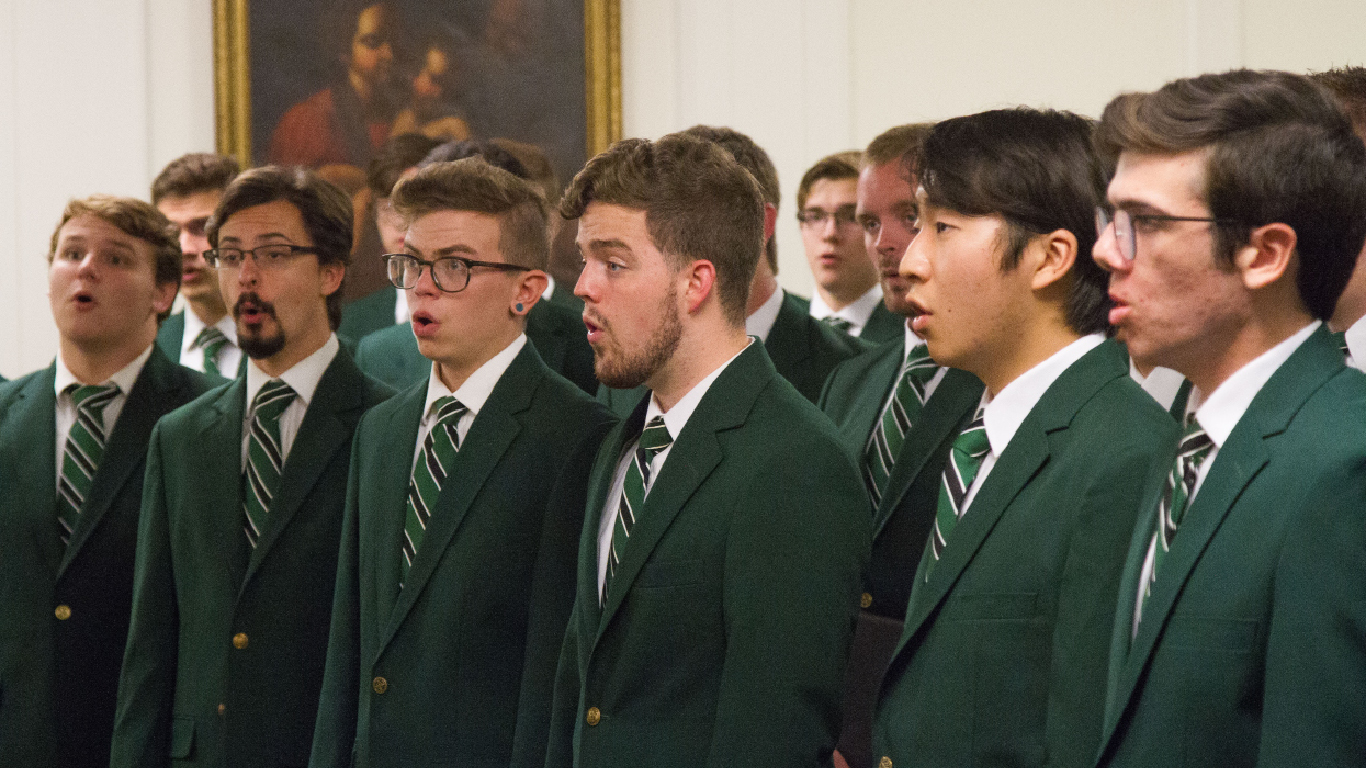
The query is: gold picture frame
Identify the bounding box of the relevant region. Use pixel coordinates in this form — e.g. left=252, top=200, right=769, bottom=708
left=212, top=0, right=623, bottom=173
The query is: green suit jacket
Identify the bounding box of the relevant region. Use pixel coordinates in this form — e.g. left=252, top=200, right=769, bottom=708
left=337, top=285, right=399, bottom=343
left=546, top=342, right=871, bottom=768
left=110, top=348, right=391, bottom=768
left=309, top=344, right=614, bottom=768
left=1095, top=326, right=1366, bottom=768
left=858, top=302, right=902, bottom=345
left=0, top=348, right=210, bottom=768
left=353, top=300, right=598, bottom=395
left=155, top=311, right=241, bottom=382
left=596, top=290, right=867, bottom=418
left=872, top=339, right=1176, bottom=768
left=818, top=337, right=983, bottom=768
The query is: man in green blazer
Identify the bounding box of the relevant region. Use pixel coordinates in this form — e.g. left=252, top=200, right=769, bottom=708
left=0, top=196, right=211, bottom=768
left=818, top=123, right=982, bottom=768
left=871, top=109, right=1175, bottom=768
left=151, top=152, right=243, bottom=380
left=309, top=159, right=614, bottom=768
left=1090, top=70, right=1366, bottom=768
left=111, top=167, right=391, bottom=768
left=595, top=126, right=865, bottom=417
left=546, top=133, right=869, bottom=768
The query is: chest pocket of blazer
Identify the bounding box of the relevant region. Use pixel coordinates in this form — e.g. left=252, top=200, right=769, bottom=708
left=635, top=558, right=704, bottom=589
left=170, top=717, right=195, bottom=759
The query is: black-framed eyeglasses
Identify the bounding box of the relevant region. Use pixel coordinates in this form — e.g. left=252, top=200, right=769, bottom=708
left=1095, top=207, right=1239, bottom=263
left=384, top=253, right=529, bottom=293
left=797, top=207, right=859, bottom=228
left=204, top=244, right=320, bottom=270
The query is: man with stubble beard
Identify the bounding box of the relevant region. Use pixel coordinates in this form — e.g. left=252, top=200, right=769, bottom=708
left=111, top=166, right=392, bottom=768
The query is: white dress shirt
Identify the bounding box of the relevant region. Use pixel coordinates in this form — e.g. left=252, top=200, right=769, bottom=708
left=54, top=343, right=153, bottom=490
left=1131, top=321, right=1318, bottom=635
left=810, top=284, right=883, bottom=336
left=745, top=285, right=785, bottom=342
left=1130, top=363, right=1187, bottom=412
left=1343, top=314, right=1366, bottom=372
left=962, top=334, right=1106, bottom=510
left=411, top=334, right=527, bottom=468
left=240, top=334, right=340, bottom=471
left=596, top=341, right=751, bottom=592
left=181, top=309, right=242, bottom=376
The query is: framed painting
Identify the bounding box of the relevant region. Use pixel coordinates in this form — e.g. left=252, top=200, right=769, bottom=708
left=213, top=0, right=621, bottom=189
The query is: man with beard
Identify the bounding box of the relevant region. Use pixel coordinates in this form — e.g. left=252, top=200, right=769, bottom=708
left=817, top=124, right=984, bottom=768
left=269, top=3, right=401, bottom=169
left=111, top=166, right=391, bottom=768
left=151, top=152, right=243, bottom=379
left=0, top=196, right=211, bottom=768
left=544, top=133, right=869, bottom=768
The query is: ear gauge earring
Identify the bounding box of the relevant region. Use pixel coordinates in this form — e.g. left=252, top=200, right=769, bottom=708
left=516, top=302, right=524, bottom=312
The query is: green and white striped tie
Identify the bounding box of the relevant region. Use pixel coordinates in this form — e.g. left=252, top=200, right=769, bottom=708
left=403, top=396, right=468, bottom=577
left=193, top=326, right=230, bottom=377
left=863, top=344, right=937, bottom=507
left=57, top=383, right=120, bottom=544
left=923, top=403, right=989, bottom=581
left=602, top=416, right=672, bottom=605
left=1140, top=415, right=1213, bottom=613
left=243, top=379, right=296, bottom=547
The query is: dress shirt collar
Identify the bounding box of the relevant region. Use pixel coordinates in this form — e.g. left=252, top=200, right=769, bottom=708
left=810, top=284, right=884, bottom=330
left=245, top=333, right=339, bottom=410
left=421, top=334, right=527, bottom=421
left=646, top=339, right=752, bottom=441
left=1343, top=313, right=1366, bottom=371
left=902, top=321, right=924, bottom=360
left=745, top=286, right=784, bottom=342
left=1190, top=321, right=1318, bottom=447
left=55, top=341, right=153, bottom=394
left=980, top=334, right=1105, bottom=459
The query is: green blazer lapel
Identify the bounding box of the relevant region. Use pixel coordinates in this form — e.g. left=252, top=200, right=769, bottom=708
left=245, top=351, right=366, bottom=583
left=385, top=345, right=542, bottom=639
left=195, top=378, right=253, bottom=589
left=526, top=300, right=570, bottom=373
left=155, top=311, right=185, bottom=362
left=763, top=291, right=814, bottom=373
left=1111, top=327, right=1341, bottom=724
left=365, top=385, right=426, bottom=629
left=875, top=368, right=982, bottom=535
left=594, top=344, right=768, bottom=640
left=60, top=349, right=184, bottom=574
left=1, top=365, right=60, bottom=571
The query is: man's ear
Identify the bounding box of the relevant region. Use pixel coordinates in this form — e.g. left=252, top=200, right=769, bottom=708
left=511, top=269, right=549, bottom=315
left=763, top=202, right=778, bottom=244
left=682, top=259, right=718, bottom=315
left=319, top=263, right=346, bottom=297
left=1237, top=223, right=1296, bottom=290
left=1029, top=229, right=1078, bottom=291
left=152, top=280, right=178, bottom=317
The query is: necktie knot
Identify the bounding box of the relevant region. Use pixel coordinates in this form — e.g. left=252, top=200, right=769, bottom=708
left=433, top=395, right=468, bottom=426
left=638, top=416, right=672, bottom=458
left=193, top=326, right=231, bottom=376
left=68, top=382, right=120, bottom=412
left=252, top=379, right=296, bottom=420
left=821, top=316, right=854, bottom=334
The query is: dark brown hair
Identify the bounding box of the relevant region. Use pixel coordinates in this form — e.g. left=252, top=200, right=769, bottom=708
left=682, top=125, right=781, bottom=274
left=49, top=195, right=181, bottom=323
left=916, top=108, right=1110, bottom=335
left=392, top=157, right=549, bottom=271
left=366, top=133, right=442, bottom=198
left=561, top=133, right=765, bottom=326
left=1096, top=69, right=1366, bottom=320
left=150, top=153, right=240, bottom=205
left=208, top=165, right=354, bottom=329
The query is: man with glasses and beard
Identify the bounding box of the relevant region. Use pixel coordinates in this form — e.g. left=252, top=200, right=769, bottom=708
left=111, top=166, right=391, bottom=768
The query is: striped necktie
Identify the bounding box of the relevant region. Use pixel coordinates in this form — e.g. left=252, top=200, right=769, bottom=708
left=821, top=316, right=854, bottom=335
left=1139, top=415, right=1214, bottom=615
left=243, top=379, right=296, bottom=547
left=864, top=344, right=937, bottom=508
left=602, top=416, right=673, bottom=605
left=403, top=396, right=468, bottom=577
left=57, top=383, right=120, bottom=544
left=193, top=326, right=230, bottom=378
left=923, top=403, right=989, bottom=581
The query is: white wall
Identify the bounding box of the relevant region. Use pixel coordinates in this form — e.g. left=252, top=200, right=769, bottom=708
left=1, top=0, right=1363, bottom=376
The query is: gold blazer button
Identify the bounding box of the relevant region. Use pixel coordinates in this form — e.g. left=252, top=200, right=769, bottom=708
left=860, top=593, right=873, bottom=609
left=879, top=757, right=893, bottom=768
left=586, top=706, right=601, bottom=726
left=373, top=676, right=388, bottom=695
left=54, top=605, right=71, bottom=621
left=232, top=632, right=248, bottom=649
